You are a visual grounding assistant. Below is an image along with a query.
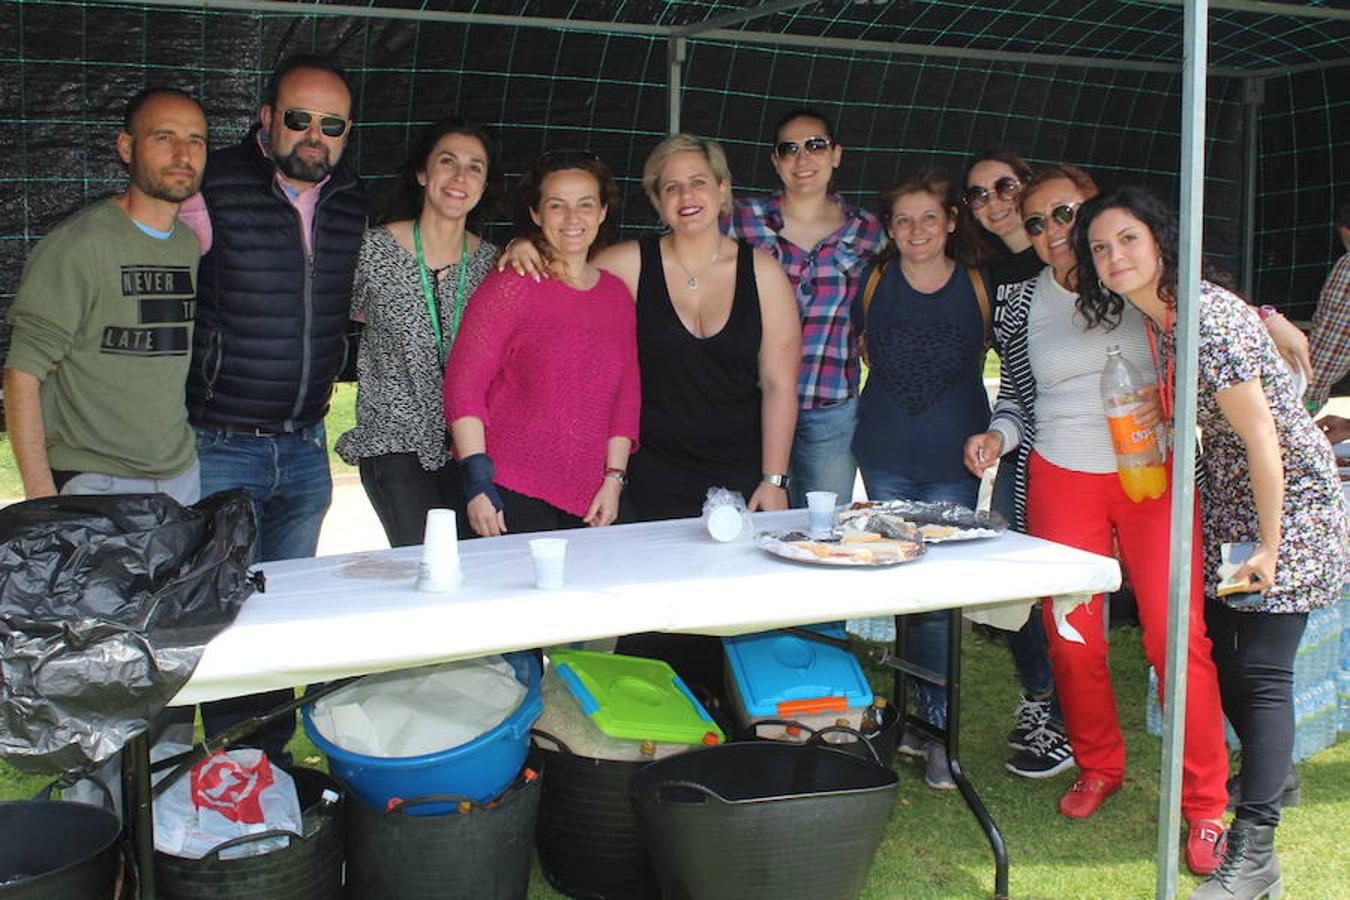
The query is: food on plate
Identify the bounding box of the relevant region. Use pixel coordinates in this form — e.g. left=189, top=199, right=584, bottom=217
left=918, top=524, right=960, bottom=541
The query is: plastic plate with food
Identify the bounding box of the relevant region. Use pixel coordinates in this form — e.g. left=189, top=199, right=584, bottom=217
left=754, top=527, right=926, bottom=567
left=838, top=500, right=1007, bottom=543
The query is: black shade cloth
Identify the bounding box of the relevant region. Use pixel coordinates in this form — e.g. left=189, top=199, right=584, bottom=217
left=0, top=490, right=258, bottom=774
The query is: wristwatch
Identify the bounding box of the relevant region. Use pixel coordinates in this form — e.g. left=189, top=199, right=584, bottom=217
left=604, top=467, right=628, bottom=488
left=761, top=473, right=790, bottom=490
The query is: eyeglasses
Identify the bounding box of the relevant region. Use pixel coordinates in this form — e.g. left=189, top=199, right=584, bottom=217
left=1023, top=203, right=1078, bottom=237
left=281, top=108, right=349, bottom=138
left=773, top=136, right=833, bottom=158
left=963, top=176, right=1022, bottom=210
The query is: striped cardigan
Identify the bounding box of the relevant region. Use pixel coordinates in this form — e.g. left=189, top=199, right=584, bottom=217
left=987, top=275, right=1040, bottom=533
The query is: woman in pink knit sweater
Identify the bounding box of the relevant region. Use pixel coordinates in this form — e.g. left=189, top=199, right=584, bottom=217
left=444, top=151, right=640, bottom=537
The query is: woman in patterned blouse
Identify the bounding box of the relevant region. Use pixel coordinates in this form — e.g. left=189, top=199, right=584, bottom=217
left=335, top=118, right=498, bottom=545
left=1077, top=186, right=1347, bottom=900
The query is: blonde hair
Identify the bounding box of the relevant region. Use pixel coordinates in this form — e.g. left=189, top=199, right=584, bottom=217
left=642, top=133, right=734, bottom=218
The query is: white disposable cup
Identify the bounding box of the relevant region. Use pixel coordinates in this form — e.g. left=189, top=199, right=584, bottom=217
left=706, top=504, right=744, bottom=542
left=806, top=491, right=838, bottom=538
left=416, top=509, right=462, bottom=592
left=529, top=538, right=568, bottom=590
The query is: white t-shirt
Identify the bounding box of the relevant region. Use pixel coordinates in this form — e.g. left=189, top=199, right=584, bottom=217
left=1026, top=267, right=1155, bottom=473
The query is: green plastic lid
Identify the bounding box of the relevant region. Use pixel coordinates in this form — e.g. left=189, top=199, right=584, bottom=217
left=549, top=649, right=724, bottom=746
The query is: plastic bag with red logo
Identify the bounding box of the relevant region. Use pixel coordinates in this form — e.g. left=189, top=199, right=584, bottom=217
left=152, top=746, right=303, bottom=860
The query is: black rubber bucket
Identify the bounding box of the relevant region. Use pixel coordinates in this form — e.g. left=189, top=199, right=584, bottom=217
left=345, top=765, right=542, bottom=899
left=629, top=740, right=898, bottom=900
left=0, top=800, right=121, bottom=898
left=153, top=767, right=345, bottom=900
left=532, top=731, right=660, bottom=900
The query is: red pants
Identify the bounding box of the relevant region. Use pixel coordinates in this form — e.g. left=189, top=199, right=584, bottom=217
left=1028, top=452, right=1227, bottom=821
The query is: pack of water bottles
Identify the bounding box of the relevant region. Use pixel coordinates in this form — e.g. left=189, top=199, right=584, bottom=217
left=1144, top=594, right=1344, bottom=760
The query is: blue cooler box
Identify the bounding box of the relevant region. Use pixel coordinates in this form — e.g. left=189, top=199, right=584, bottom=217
left=723, top=623, right=874, bottom=740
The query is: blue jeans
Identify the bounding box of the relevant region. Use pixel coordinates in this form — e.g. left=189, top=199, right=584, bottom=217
left=194, top=421, right=332, bottom=763
left=788, top=397, right=858, bottom=507
left=858, top=470, right=978, bottom=730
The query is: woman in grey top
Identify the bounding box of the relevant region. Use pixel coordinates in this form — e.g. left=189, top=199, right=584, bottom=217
left=335, top=118, right=497, bottom=545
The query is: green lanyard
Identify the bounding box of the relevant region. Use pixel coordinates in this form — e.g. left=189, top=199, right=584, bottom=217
left=413, top=220, right=469, bottom=367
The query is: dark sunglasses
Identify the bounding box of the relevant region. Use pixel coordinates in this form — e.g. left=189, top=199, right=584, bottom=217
left=963, top=176, right=1022, bottom=210
left=1023, top=203, right=1078, bottom=237
left=773, top=136, right=833, bottom=158
left=281, top=108, right=349, bottom=138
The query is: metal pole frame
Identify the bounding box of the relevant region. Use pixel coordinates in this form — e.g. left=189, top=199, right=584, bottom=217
left=1157, top=1, right=1208, bottom=897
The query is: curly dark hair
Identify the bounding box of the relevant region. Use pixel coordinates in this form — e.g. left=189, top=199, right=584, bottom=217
left=513, top=150, right=620, bottom=266
left=1072, top=186, right=1180, bottom=331
left=954, top=149, right=1034, bottom=266
left=375, top=117, right=498, bottom=227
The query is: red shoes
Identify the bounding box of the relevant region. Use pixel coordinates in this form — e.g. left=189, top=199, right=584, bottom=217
left=1186, top=820, right=1227, bottom=876
left=1058, top=777, right=1122, bottom=818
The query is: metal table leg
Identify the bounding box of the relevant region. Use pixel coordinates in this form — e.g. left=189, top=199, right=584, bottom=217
left=889, top=610, right=1010, bottom=898
left=121, top=733, right=155, bottom=900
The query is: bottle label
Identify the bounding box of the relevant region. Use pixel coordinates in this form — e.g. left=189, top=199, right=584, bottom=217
left=1106, top=413, right=1156, bottom=455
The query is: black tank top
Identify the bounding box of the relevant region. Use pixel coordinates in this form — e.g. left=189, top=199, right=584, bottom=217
left=629, top=236, right=763, bottom=520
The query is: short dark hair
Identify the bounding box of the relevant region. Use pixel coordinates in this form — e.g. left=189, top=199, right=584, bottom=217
left=123, top=87, right=199, bottom=131
left=773, top=106, right=836, bottom=144
left=265, top=54, right=351, bottom=108
left=376, top=117, right=498, bottom=226
left=514, top=150, right=620, bottom=265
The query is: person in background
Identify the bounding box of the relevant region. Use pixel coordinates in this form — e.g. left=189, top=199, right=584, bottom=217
left=962, top=166, right=1229, bottom=876
left=6, top=88, right=206, bottom=505
left=179, top=53, right=367, bottom=764
left=850, top=168, right=997, bottom=790
left=1077, top=186, right=1347, bottom=900
left=728, top=107, right=885, bottom=507
left=336, top=118, right=497, bottom=545
left=957, top=149, right=1071, bottom=779
left=1305, top=199, right=1350, bottom=414
left=444, top=150, right=639, bottom=537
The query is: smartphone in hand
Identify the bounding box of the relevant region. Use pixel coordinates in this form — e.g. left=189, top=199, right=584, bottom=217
left=1217, top=541, right=1262, bottom=608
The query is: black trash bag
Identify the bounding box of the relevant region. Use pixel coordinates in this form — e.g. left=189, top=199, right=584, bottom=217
left=0, top=490, right=258, bottom=775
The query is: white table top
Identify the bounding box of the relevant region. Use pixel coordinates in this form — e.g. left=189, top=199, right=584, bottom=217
left=173, top=509, right=1121, bottom=705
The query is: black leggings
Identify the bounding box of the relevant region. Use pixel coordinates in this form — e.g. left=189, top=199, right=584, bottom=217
left=1205, top=599, right=1308, bottom=827
left=358, top=453, right=471, bottom=546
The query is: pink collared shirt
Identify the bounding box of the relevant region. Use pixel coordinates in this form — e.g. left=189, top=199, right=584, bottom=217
left=179, top=130, right=330, bottom=257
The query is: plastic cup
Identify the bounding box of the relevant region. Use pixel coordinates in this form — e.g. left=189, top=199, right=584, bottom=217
left=416, top=509, right=462, bottom=592
left=706, top=504, right=744, bottom=542
left=529, top=538, right=568, bottom=590
left=806, top=491, right=838, bottom=538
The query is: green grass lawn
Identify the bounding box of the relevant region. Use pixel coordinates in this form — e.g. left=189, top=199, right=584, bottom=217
left=3, top=626, right=1344, bottom=898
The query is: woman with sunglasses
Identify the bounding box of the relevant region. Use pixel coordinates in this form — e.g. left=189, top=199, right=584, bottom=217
left=962, top=166, right=1231, bottom=874
left=728, top=107, right=886, bottom=508
left=958, top=150, right=1074, bottom=781
left=1076, top=187, right=1346, bottom=900
left=850, top=168, right=995, bottom=790
left=335, top=118, right=497, bottom=545
left=444, top=151, right=640, bottom=537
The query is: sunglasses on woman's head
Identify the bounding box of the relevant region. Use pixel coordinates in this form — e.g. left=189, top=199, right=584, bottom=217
left=773, top=136, right=833, bottom=158
left=963, top=176, right=1021, bottom=210
left=281, top=108, right=349, bottom=138
left=1023, top=203, right=1078, bottom=237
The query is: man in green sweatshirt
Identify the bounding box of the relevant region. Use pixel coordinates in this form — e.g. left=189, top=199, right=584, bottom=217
left=4, top=87, right=208, bottom=503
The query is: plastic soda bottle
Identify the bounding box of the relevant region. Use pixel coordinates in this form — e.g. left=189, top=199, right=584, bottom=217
left=1100, top=346, right=1167, bottom=502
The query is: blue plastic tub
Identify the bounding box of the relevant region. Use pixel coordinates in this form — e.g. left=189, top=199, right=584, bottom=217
left=302, top=652, right=543, bottom=816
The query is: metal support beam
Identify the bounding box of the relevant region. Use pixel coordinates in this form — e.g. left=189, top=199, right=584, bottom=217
left=672, top=0, right=818, bottom=38
left=1241, top=76, right=1264, bottom=297
left=1157, top=1, right=1208, bottom=896
left=668, top=36, right=686, bottom=135
left=1146, top=0, right=1350, bottom=22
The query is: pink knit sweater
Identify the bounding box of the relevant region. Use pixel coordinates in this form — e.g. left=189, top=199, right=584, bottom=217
left=444, top=268, right=641, bottom=517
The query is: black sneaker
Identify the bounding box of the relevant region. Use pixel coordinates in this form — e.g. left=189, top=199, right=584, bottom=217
left=1006, top=723, right=1076, bottom=778
left=1007, top=693, right=1053, bottom=750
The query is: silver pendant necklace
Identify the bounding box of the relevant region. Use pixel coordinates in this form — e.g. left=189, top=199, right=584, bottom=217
left=673, top=241, right=722, bottom=290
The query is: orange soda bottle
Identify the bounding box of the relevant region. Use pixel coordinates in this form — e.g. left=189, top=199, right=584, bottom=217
left=1100, top=346, right=1167, bottom=502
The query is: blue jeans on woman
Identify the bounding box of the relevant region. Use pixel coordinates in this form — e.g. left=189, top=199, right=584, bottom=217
left=859, top=469, right=978, bottom=730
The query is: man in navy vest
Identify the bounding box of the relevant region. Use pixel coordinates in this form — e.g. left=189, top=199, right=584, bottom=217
left=180, top=54, right=367, bottom=762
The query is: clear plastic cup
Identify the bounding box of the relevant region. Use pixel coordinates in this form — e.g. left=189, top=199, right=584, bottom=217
left=806, top=491, right=838, bottom=538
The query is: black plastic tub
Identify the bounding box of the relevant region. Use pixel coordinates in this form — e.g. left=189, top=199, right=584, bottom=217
left=735, top=706, right=900, bottom=768
left=532, top=732, right=660, bottom=900
left=629, top=741, right=898, bottom=900
left=345, top=765, right=542, bottom=899
left=153, top=767, right=345, bottom=900
left=0, top=800, right=121, bottom=898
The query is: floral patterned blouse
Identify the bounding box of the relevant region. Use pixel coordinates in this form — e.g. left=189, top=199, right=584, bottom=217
left=1157, top=281, right=1347, bottom=613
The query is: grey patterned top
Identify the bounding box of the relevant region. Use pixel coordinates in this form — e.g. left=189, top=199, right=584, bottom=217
left=335, top=225, right=497, bottom=470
